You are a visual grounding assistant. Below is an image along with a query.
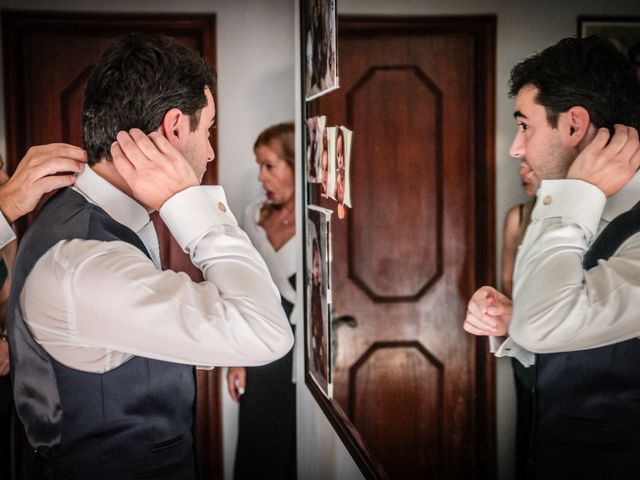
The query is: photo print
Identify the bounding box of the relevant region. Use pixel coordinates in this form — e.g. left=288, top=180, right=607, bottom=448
left=325, top=126, right=337, bottom=199
left=304, top=0, right=339, bottom=101
left=334, top=126, right=352, bottom=219
left=306, top=205, right=333, bottom=397
left=306, top=115, right=326, bottom=184
left=306, top=116, right=319, bottom=182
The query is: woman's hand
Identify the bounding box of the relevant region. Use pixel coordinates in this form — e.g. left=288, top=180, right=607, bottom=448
left=226, top=367, right=247, bottom=403
left=0, top=144, right=87, bottom=223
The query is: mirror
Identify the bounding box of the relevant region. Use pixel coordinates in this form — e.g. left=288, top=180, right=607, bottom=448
left=301, top=7, right=498, bottom=480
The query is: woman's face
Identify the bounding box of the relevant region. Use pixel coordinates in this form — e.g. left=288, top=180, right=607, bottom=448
left=518, top=160, right=541, bottom=198
left=321, top=147, right=329, bottom=192
left=336, top=133, right=345, bottom=172
left=255, top=142, right=294, bottom=205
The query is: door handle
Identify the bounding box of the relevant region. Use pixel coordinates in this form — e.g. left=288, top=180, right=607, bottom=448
left=332, top=315, right=358, bottom=328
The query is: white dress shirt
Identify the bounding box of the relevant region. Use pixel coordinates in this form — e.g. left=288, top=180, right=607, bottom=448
left=21, top=167, right=293, bottom=373
left=242, top=198, right=298, bottom=382
left=0, top=215, right=15, bottom=250
left=494, top=172, right=640, bottom=366
left=242, top=198, right=297, bottom=311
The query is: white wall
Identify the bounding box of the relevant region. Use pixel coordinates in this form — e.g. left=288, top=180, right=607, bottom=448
left=0, top=1, right=295, bottom=479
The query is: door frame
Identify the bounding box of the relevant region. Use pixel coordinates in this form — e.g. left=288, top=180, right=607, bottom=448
left=2, top=10, right=218, bottom=236
left=2, top=11, right=222, bottom=479
left=299, top=15, right=497, bottom=480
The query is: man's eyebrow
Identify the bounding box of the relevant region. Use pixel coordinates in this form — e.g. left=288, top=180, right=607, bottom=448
left=514, top=110, right=528, bottom=120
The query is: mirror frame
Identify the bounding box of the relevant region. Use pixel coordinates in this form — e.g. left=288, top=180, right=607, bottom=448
left=299, top=7, right=497, bottom=480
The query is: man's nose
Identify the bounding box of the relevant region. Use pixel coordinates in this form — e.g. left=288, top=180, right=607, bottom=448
left=510, top=134, right=524, bottom=159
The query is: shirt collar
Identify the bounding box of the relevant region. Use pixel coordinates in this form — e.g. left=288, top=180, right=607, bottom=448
left=601, top=171, right=640, bottom=223
left=73, top=166, right=150, bottom=232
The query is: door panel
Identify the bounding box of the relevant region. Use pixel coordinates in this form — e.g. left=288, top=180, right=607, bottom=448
left=348, top=66, right=442, bottom=300
left=3, top=12, right=222, bottom=479
left=313, top=17, right=495, bottom=479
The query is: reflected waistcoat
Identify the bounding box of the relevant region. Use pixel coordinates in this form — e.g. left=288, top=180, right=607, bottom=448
left=8, top=189, right=196, bottom=479
left=531, top=200, right=640, bottom=480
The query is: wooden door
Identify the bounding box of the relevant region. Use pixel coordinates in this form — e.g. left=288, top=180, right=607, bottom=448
left=313, top=16, right=496, bottom=479
left=2, top=12, right=222, bottom=479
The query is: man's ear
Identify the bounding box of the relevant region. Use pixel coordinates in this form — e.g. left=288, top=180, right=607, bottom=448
left=561, top=106, right=591, bottom=148
left=161, top=108, right=187, bottom=146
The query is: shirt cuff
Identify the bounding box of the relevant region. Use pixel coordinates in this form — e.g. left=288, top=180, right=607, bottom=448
left=493, top=336, right=536, bottom=367
left=533, top=179, right=606, bottom=238
left=159, top=185, right=238, bottom=250
left=0, top=215, right=15, bottom=249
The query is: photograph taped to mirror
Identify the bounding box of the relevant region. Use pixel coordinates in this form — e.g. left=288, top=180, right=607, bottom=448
left=306, top=205, right=333, bottom=397
left=304, top=0, right=339, bottom=101
left=306, top=115, right=326, bottom=184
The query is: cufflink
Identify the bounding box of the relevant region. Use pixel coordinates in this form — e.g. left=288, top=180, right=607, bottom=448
left=542, top=195, right=552, bottom=206
left=218, top=202, right=227, bottom=213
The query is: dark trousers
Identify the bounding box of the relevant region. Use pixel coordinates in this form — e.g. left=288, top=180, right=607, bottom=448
left=512, top=358, right=535, bottom=480
left=233, top=348, right=296, bottom=480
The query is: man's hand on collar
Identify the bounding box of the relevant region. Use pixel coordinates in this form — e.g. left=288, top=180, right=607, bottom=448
left=111, top=129, right=199, bottom=212
left=567, top=124, right=640, bottom=198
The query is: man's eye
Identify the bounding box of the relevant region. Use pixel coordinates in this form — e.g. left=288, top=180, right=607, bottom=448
left=517, top=122, right=529, bottom=132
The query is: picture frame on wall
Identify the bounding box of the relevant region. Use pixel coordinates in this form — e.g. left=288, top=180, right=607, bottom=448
left=304, top=0, right=339, bottom=101
left=306, top=205, right=333, bottom=398
left=578, top=16, right=640, bottom=79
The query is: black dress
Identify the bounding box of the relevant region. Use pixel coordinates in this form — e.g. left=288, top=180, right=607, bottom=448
left=234, top=200, right=297, bottom=480
left=233, top=280, right=296, bottom=480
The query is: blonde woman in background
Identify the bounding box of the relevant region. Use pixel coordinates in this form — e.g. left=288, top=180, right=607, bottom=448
left=227, top=122, right=297, bottom=479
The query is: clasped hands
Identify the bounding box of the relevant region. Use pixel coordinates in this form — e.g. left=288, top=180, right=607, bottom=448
left=464, top=286, right=512, bottom=337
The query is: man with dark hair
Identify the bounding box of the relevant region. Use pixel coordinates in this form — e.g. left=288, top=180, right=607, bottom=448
left=509, top=36, right=640, bottom=131
left=8, top=34, right=292, bottom=479
left=464, top=36, right=640, bottom=479
left=82, top=34, right=215, bottom=165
